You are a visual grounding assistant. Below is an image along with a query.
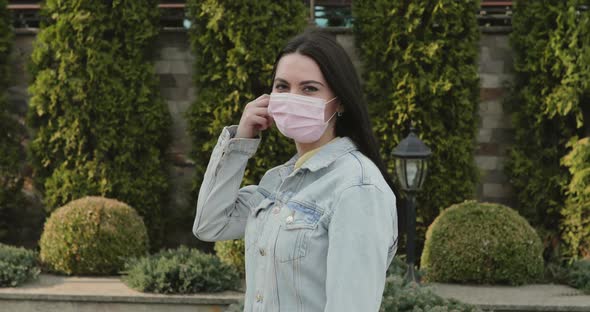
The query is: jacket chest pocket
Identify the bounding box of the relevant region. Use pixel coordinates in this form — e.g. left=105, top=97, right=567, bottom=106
left=245, top=195, right=274, bottom=251
left=275, top=201, right=322, bottom=262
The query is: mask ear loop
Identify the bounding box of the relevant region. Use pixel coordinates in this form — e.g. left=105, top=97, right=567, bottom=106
left=324, top=97, right=341, bottom=122
left=324, top=111, right=338, bottom=123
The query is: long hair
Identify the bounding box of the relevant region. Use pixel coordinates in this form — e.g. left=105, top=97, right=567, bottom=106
left=270, top=30, right=405, bottom=233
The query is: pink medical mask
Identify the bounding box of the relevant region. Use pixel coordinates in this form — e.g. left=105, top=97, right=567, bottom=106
left=268, top=92, right=338, bottom=143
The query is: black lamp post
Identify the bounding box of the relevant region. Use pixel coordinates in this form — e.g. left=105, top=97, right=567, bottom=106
left=391, top=127, right=432, bottom=283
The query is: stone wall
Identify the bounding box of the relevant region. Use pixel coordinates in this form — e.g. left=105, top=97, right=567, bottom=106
left=153, top=30, right=201, bottom=248
left=8, top=28, right=516, bottom=247
left=476, top=33, right=514, bottom=206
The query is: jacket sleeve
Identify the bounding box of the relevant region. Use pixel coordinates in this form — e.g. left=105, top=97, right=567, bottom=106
left=324, top=184, right=398, bottom=312
left=192, top=125, right=261, bottom=242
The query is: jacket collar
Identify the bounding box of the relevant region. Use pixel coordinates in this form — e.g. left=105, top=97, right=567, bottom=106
left=297, top=137, right=358, bottom=172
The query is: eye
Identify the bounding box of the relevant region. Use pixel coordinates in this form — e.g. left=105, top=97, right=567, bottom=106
left=274, top=83, right=289, bottom=92
left=303, top=85, right=319, bottom=93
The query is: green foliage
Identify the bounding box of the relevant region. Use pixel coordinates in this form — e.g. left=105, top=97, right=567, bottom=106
left=27, top=0, right=170, bottom=248
left=123, top=246, right=240, bottom=294
left=387, top=256, right=411, bottom=277
left=387, top=255, right=426, bottom=282
left=380, top=275, right=482, bottom=312
left=543, top=261, right=570, bottom=284
left=225, top=256, right=473, bottom=312
left=0, top=243, right=40, bottom=287
left=215, top=239, right=245, bottom=277
left=185, top=0, right=306, bottom=189
left=185, top=0, right=306, bottom=262
left=225, top=300, right=245, bottom=312
left=0, top=0, right=28, bottom=243
left=39, top=196, right=148, bottom=275
left=543, top=2, right=590, bottom=128
left=353, top=0, right=480, bottom=255
left=561, top=137, right=590, bottom=260
left=506, top=0, right=586, bottom=239
left=566, top=259, right=590, bottom=294
left=0, top=0, right=10, bottom=90
left=421, top=201, right=544, bottom=285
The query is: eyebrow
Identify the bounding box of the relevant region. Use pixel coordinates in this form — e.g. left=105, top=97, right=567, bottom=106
left=274, top=78, right=325, bottom=87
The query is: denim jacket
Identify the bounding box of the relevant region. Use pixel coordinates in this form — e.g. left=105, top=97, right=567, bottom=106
left=193, top=125, right=398, bottom=312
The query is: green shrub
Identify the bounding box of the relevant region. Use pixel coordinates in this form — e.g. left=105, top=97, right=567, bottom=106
left=542, top=1, right=590, bottom=128
left=387, top=256, right=410, bottom=277
left=225, top=300, right=245, bottom=312
left=0, top=0, right=11, bottom=104
left=561, top=137, right=590, bottom=260
left=353, top=0, right=480, bottom=255
left=185, top=0, right=306, bottom=261
left=380, top=275, right=482, bottom=312
left=226, top=258, right=477, bottom=311
left=215, top=239, right=245, bottom=277
left=185, top=0, right=306, bottom=189
left=0, top=0, right=28, bottom=243
left=0, top=243, right=40, bottom=287
left=387, top=255, right=427, bottom=282
left=421, top=201, right=544, bottom=285
left=123, top=246, right=240, bottom=294
left=39, top=196, right=148, bottom=275
left=543, top=261, right=570, bottom=284
left=506, top=0, right=586, bottom=240
left=27, top=0, right=170, bottom=249
left=566, top=260, right=590, bottom=294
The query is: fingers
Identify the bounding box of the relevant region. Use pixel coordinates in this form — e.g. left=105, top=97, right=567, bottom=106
left=250, top=115, right=271, bottom=130
left=236, top=94, right=273, bottom=138
left=243, top=105, right=272, bottom=128
left=248, top=94, right=270, bottom=108
left=250, top=106, right=271, bottom=118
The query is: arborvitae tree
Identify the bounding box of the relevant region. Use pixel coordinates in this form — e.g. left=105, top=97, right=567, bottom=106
left=186, top=0, right=307, bottom=190
left=27, top=0, right=171, bottom=249
left=185, top=0, right=307, bottom=262
left=506, top=1, right=586, bottom=254
left=0, top=0, right=27, bottom=242
left=353, top=0, right=480, bottom=257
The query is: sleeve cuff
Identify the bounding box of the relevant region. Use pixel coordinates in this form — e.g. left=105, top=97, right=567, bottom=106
left=218, top=125, right=261, bottom=157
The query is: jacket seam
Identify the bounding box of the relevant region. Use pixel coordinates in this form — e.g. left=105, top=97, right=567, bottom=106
left=325, top=183, right=384, bottom=224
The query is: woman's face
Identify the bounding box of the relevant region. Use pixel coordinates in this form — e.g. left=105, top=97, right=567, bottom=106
left=272, top=52, right=340, bottom=122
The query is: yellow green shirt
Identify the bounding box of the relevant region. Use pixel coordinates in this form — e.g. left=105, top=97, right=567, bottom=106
left=295, top=138, right=339, bottom=169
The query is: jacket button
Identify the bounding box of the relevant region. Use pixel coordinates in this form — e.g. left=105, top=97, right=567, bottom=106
left=256, top=293, right=263, bottom=302
left=259, top=248, right=266, bottom=256
left=286, top=215, right=294, bottom=224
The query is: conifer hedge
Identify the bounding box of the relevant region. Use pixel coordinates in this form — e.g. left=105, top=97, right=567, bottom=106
left=185, top=0, right=306, bottom=258
left=27, top=0, right=171, bottom=248
left=562, top=137, right=590, bottom=260
left=506, top=0, right=587, bottom=242
left=353, top=0, right=480, bottom=250
left=185, top=0, right=306, bottom=193
left=0, top=0, right=27, bottom=242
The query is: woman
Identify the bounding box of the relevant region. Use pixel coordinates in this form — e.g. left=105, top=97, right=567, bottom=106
left=193, top=31, right=399, bottom=312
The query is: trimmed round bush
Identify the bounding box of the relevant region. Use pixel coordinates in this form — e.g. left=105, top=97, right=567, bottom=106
left=421, top=200, right=544, bottom=285
left=0, top=243, right=40, bottom=287
left=39, top=196, right=148, bottom=275
left=123, top=246, right=240, bottom=294
left=215, top=239, right=245, bottom=277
